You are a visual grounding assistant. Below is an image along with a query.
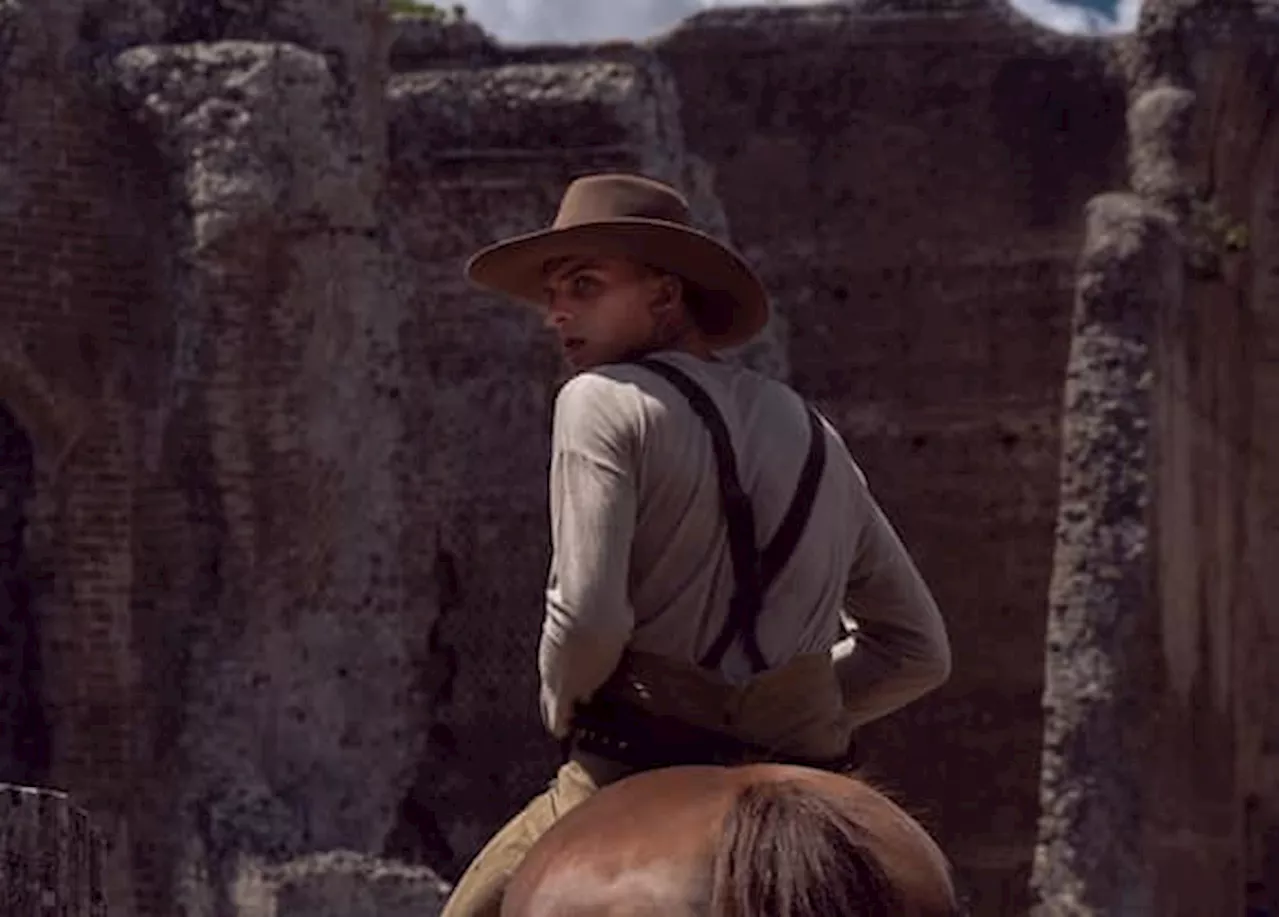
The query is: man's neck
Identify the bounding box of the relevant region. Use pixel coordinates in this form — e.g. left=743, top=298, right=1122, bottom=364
left=677, top=336, right=716, bottom=361
left=621, top=342, right=715, bottom=366
left=640, top=326, right=715, bottom=362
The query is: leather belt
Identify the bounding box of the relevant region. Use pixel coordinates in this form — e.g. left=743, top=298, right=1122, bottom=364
left=568, top=694, right=859, bottom=774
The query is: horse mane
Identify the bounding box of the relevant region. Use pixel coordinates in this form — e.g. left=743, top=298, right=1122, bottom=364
left=709, top=777, right=954, bottom=917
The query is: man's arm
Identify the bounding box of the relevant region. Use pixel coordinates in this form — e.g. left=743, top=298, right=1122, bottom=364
left=537, top=372, right=639, bottom=738
left=830, top=461, right=951, bottom=727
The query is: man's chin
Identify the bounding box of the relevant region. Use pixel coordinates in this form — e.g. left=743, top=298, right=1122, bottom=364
left=560, top=342, right=638, bottom=372
left=563, top=346, right=605, bottom=370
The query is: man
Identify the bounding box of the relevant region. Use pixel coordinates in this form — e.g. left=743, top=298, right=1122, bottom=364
left=439, top=173, right=951, bottom=917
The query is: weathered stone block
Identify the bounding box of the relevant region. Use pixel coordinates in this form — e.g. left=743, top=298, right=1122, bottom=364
left=0, top=785, right=106, bottom=917
left=112, top=40, right=381, bottom=244
left=389, top=14, right=497, bottom=71
left=1127, top=86, right=1197, bottom=207
left=231, top=852, right=451, bottom=917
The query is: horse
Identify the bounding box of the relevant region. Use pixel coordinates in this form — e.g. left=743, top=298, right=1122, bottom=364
left=500, top=763, right=961, bottom=917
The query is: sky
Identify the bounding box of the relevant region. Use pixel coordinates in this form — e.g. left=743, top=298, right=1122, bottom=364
left=427, top=0, right=1144, bottom=44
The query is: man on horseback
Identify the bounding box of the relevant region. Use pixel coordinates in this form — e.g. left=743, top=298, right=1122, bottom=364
left=440, top=173, right=952, bottom=917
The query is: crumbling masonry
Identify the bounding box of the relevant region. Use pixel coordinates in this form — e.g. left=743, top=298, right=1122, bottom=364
left=0, top=1, right=1274, bottom=915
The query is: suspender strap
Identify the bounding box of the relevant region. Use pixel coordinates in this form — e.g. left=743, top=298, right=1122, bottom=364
left=760, top=407, right=826, bottom=588
left=632, top=358, right=828, bottom=674
left=633, top=358, right=767, bottom=671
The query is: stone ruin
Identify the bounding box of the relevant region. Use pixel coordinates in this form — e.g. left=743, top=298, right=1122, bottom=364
left=0, top=0, right=1274, bottom=914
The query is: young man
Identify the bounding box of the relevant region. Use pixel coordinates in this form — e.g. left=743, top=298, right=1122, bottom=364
left=439, top=173, right=951, bottom=917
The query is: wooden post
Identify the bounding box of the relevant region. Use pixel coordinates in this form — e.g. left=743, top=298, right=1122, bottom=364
left=0, top=784, right=106, bottom=917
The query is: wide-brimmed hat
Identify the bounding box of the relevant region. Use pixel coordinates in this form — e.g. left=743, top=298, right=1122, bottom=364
left=464, top=173, right=769, bottom=350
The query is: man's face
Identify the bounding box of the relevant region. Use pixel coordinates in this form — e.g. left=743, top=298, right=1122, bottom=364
left=541, top=255, right=662, bottom=370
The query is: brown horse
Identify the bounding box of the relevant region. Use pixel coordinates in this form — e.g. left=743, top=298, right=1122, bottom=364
left=500, top=763, right=961, bottom=917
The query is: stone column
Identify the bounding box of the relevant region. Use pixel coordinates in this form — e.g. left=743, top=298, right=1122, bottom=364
left=0, top=785, right=106, bottom=917
left=107, top=36, right=418, bottom=917
left=1030, top=192, right=1181, bottom=916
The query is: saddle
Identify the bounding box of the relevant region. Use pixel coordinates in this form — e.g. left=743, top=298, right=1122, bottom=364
left=568, top=357, right=858, bottom=775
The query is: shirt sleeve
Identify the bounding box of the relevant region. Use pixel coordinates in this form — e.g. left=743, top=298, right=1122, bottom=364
left=537, top=372, right=640, bottom=738
left=830, top=459, right=952, bottom=727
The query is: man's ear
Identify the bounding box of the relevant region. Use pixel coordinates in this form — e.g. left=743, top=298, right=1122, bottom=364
left=649, top=273, right=683, bottom=316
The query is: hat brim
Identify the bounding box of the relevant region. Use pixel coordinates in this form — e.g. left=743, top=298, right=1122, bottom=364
left=464, top=218, right=769, bottom=350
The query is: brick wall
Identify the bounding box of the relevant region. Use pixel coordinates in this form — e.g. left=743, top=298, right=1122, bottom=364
left=382, top=57, right=711, bottom=872
left=0, top=31, right=168, bottom=913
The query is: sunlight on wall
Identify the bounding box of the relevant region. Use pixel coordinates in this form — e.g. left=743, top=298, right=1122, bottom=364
left=416, top=0, right=1143, bottom=45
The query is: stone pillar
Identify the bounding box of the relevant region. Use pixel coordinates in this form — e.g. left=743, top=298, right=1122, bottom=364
left=107, top=36, right=420, bottom=917
left=0, top=785, right=106, bottom=917
left=1030, top=193, right=1181, bottom=915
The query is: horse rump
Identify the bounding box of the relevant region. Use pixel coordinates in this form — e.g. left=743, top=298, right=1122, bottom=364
left=710, top=778, right=943, bottom=917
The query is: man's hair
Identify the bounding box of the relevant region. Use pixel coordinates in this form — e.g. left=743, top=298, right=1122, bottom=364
left=644, top=265, right=731, bottom=337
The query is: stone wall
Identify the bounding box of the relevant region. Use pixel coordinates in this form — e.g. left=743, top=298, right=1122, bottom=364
left=1145, top=15, right=1278, bottom=907
left=1033, top=1, right=1278, bottom=914
left=0, top=0, right=1273, bottom=916
left=379, top=45, right=787, bottom=867
left=1155, top=7, right=1279, bottom=902
left=106, top=33, right=435, bottom=917
left=2, top=2, right=436, bottom=914
left=653, top=5, right=1127, bottom=909
left=232, top=851, right=450, bottom=917
left=1, top=784, right=107, bottom=917
left=0, top=4, right=168, bottom=911
left=0, top=404, right=41, bottom=784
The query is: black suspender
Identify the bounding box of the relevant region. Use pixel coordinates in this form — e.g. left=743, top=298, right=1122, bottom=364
left=631, top=358, right=828, bottom=675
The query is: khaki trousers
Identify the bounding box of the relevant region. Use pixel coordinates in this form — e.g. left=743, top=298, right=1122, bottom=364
left=438, top=651, right=854, bottom=917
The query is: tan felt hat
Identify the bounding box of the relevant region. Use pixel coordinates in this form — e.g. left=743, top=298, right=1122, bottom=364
left=464, top=173, right=769, bottom=350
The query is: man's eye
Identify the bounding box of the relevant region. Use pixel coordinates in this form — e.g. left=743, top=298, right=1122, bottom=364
left=571, top=275, right=599, bottom=296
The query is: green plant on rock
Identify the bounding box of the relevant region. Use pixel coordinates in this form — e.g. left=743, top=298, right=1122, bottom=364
left=1185, top=194, right=1250, bottom=279
left=388, top=0, right=467, bottom=21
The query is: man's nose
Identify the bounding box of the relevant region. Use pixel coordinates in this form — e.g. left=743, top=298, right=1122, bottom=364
left=544, top=301, right=569, bottom=330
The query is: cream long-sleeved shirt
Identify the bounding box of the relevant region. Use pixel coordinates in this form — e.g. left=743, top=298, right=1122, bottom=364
left=538, top=350, right=951, bottom=739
